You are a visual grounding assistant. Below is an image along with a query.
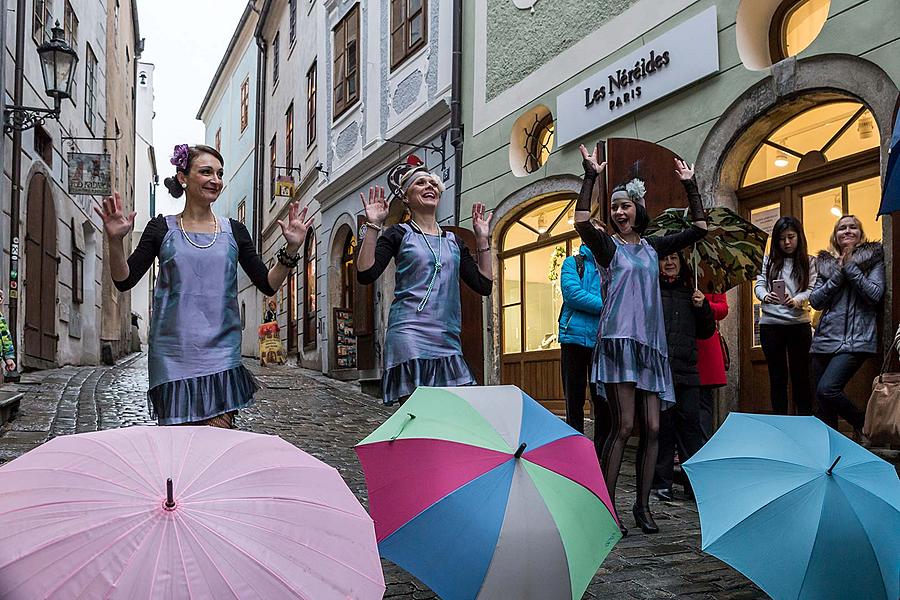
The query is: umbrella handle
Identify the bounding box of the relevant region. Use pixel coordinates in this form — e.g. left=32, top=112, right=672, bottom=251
left=165, top=478, right=175, bottom=510
left=390, top=413, right=416, bottom=441
left=826, top=455, right=841, bottom=476
left=514, top=443, right=527, bottom=458
left=693, top=250, right=699, bottom=291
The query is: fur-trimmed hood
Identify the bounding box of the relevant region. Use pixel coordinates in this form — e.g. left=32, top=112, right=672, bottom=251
left=815, top=241, right=884, bottom=280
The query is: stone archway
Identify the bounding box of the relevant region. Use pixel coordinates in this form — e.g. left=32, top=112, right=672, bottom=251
left=693, top=53, right=899, bottom=416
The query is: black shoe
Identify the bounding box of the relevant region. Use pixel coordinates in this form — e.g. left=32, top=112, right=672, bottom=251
left=633, top=503, right=659, bottom=534
left=617, top=520, right=628, bottom=538
left=654, top=488, right=674, bottom=502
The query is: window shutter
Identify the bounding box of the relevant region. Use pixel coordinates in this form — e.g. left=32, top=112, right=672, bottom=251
left=333, top=23, right=345, bottom=114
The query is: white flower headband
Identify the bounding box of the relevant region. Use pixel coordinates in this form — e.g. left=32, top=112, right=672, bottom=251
left=610, top=178, right=646, bottom=206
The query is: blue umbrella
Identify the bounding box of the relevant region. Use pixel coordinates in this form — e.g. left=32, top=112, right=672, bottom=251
left=878, top=110, right=900, bottom=215
left=683, top=413, right=899, bottom=600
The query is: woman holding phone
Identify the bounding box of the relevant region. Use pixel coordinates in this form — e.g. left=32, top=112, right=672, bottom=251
left=754, top=216, right=816, bottom=415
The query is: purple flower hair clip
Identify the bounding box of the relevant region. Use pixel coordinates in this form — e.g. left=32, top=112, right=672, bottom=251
left=170, top=144, right=189, bottom=171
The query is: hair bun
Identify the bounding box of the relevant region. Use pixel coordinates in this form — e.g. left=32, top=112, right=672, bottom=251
left=163, top=176, right=184, bottom=199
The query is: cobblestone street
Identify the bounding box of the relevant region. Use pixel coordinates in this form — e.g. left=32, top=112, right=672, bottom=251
left=0, top=354, right=766, bottom=599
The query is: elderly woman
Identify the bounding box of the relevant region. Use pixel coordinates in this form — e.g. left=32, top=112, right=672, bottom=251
left=96, top=144, right=311, bottom=428
left=357, top=161, right=492, bottom=405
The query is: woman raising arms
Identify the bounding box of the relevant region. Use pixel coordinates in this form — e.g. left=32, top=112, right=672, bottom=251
left=96, top=144, right=312, bottom=428
left=573, top=144, right=708, bottom=535
left=356, top=162, right=492, bottom=405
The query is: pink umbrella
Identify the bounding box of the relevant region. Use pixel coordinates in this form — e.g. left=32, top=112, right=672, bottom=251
left=0, top=426, right=385, bottom=599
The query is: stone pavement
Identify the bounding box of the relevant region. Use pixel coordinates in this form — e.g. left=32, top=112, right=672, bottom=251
left=0, top=354, right=766, bottom=599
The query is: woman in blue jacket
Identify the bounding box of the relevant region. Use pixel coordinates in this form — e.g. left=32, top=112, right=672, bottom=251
left=559, top=242, right=610, bottom=456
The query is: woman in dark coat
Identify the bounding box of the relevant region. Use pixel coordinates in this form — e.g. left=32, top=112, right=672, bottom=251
left=809, top=215, right=884, bottom=434
left=652, top=252, right=715, bottom=500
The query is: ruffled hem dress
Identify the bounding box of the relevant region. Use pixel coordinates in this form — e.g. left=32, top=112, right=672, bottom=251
left=114, top=215, right=277, bottom=425
left=358, top=223, right=492, bottom=405
left=590, top=237, right=676, bottom=407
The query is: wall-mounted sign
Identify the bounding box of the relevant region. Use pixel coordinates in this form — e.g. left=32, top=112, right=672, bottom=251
left=555, top=6, right=719, bottom=146
left=68, top=153, right=111, bottom=196
left=275, top=176, right=295, bottom=198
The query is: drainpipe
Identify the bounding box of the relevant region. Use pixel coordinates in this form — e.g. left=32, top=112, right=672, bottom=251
left=252, top=0, right=271, bottom=254
left=449, top=0, right=463, bottom=226
left=7, top=0, right=27, bottom=349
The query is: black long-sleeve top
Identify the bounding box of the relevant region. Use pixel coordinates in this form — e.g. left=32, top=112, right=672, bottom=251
left=660, top=277, right=716, bottom=386
left=356, top=224, right=493, bottom=296
left=574, top=178, right=707, bottom=268
left=113, top=215, right=277, bottom=297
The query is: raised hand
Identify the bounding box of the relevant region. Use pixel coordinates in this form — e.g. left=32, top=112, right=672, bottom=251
left=277, top=202, right=313, bottom=252
left=692, top=289, right=705, bottom=308
left=360, top=186, right=389, bottom=226
left=472, top=203, right=493, bottom=242
left=675, top=159, right=695, bottom=181
left=579, top=144, right=606, bottom=177
left=93, top=192, right=136, bottom=241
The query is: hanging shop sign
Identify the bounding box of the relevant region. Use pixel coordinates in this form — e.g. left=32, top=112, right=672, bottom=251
left=275, top=176, right=295, bottom=198
left=555, top=6, right=719, bottom=146
left=67, top=152, right=112, bottom=196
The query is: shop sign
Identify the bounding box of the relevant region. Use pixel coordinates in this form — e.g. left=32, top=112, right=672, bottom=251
left=275, top=176, right=295, bottom=198
left=555, top=6, right=719, bottom=146
left=67, top=153, right=111, bottom=196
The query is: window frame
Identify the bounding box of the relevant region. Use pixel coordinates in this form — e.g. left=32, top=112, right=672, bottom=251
left=285, top=102, right=294, bottom=171
left=272, top=32, right=281, bottom=88
left=269, top=135, right=277, bottom=203
left=306, top=61, right=317, bottom=147
left=390, top=0, right=428, bottom=70
left=303, top=232, right=317, bottom=350
left=332, top=5, right=360, bottom=119
left=84, top=44, right=98, bottom=132
left=289, top=0, right=297, bottom=45
left=768, top=0, right=827, bottom=64
left=240, top=77, right=250, bottom=133
left=498, top=197, right=579, bottom=356
left=32, top=0, right=51, bottom=43
left=64, top=1, right=79, bottom=51
left=214, top=127, right=222, bottom=153
left=237, top=199, right=246, bottom=224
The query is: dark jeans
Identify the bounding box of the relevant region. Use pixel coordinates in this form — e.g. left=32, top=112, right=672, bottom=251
left=653, top=384, right=705, bottom=491
left=699, top=387, right=715, bottom=443
left=811, top=352, right=868, bottom=432
left=560, top=343, right=610, bottom=457
left=759, top=323, right=813, bottom=415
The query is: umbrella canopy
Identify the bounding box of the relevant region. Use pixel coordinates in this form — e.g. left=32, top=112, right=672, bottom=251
left=878, top=110, right=900, bottom=215
left=683, top=413, right=900, bottom=600
left=355, top=385, right=621, bottom=600
left=0, top=426, right=385, bottom=599
left=645, top=206, right=768, bottom=294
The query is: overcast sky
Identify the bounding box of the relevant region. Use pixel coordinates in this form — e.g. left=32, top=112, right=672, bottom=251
left=137, top=0, right=247, bottom=215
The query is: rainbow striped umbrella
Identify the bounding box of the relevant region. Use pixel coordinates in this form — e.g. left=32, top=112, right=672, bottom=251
left=355, top=386, right=621, bottom=600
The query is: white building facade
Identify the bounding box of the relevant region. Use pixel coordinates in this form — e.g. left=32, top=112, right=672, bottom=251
left=198, top=2, right=263, bottom=358
left=131, top=60, right=156, bottom=344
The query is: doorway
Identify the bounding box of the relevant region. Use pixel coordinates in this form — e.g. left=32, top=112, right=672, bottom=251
left=24, top=174, right=58, bottom=366
left=736, top=100, right=881, bottom=415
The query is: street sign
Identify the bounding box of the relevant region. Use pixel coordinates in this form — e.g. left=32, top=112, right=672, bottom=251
left=275, top=176, right=295, bottom=198
left=68, top=152, right=112, bottom=196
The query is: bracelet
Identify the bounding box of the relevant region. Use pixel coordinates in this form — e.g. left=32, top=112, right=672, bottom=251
left=476, top=246, right=491, bottom=254
left=276, top=245, right=301, bottom=268
left=365, top=221, right=383, bottom=231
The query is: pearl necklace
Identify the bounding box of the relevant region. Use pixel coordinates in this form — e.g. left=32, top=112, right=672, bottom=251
left=410, top=219, right=443, bottom=312
left=179, top=214, right=219, bottom=249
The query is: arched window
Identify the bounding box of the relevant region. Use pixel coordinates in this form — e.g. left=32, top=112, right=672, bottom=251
left=303, top=232, right=317, bottom=349
left=769, top=0, right=830, bottom=63
left=509, top=105, right=555, bottom=177
left=742, top=101, right=878, bottom=187
left=500, top=197, right=578, bottom=357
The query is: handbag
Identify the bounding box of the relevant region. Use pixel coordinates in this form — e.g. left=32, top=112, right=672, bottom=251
left=717, top=323, right=731, bottom=372
left=862, top=345, right=900, bottom=446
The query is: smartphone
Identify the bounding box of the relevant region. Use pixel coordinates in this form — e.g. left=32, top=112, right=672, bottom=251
left=772, top=279, right=786, bottom=303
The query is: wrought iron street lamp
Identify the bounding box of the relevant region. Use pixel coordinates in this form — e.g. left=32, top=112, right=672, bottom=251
left=3, top=21, right=78, bottom=133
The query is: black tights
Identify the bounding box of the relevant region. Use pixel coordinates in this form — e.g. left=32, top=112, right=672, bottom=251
left=601, top=383, right=660, bottom=512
